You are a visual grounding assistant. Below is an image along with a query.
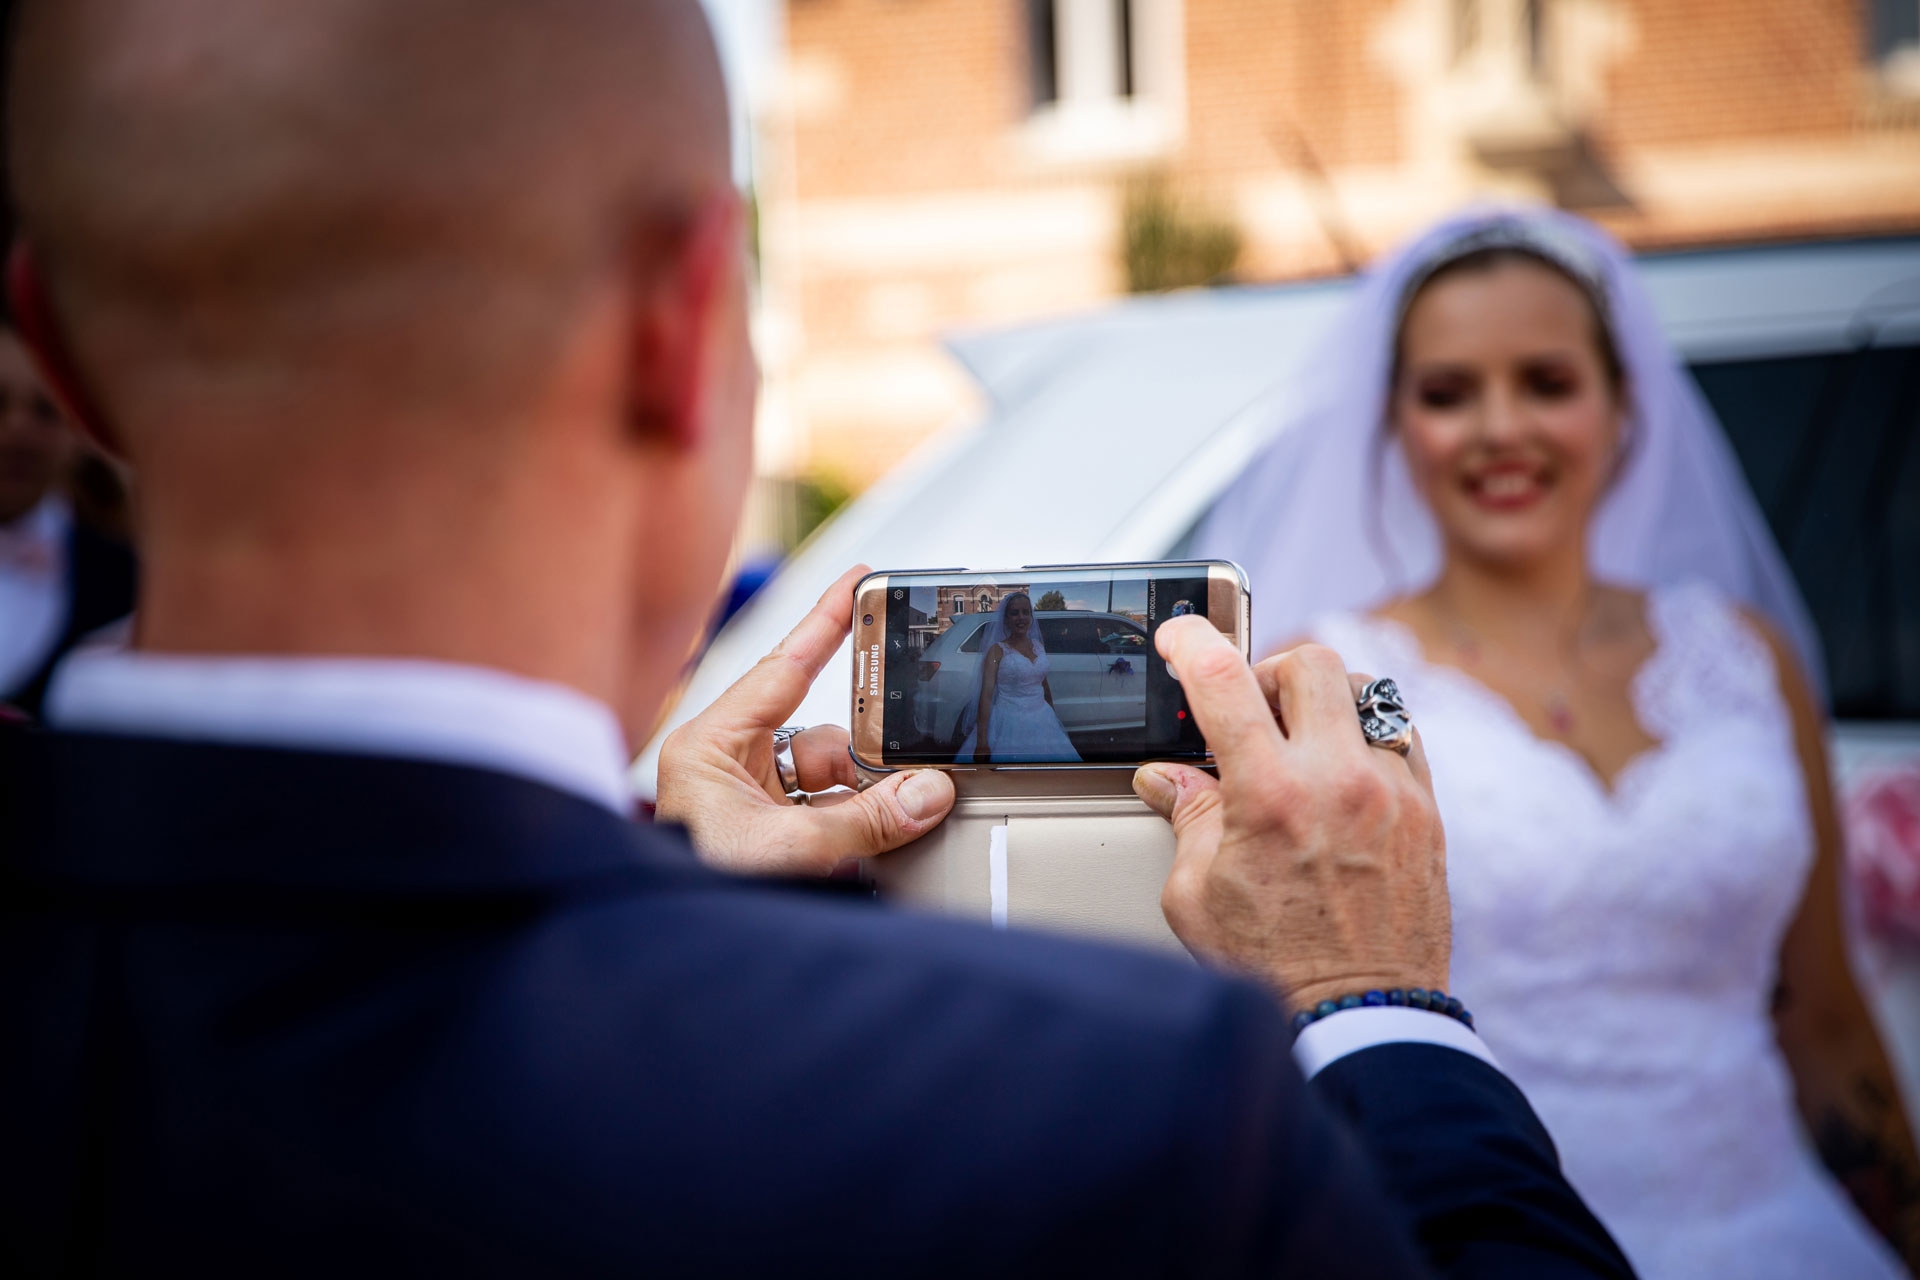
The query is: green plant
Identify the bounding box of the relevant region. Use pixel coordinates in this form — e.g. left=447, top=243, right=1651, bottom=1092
left=1036, top=590, right=1067, bottom=611
left=787, top=472, right=852, bottom=550
left=1121, top=175, right=1242, bottom=294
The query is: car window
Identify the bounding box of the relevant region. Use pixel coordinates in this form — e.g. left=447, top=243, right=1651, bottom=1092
left=1690, top=342, right=1920, bottom=719
left=1096, top=621, right=1147, bottom=653
left=957, top=617, right=995, bottom=653
left=1038, top=616, right=1104, bottom=654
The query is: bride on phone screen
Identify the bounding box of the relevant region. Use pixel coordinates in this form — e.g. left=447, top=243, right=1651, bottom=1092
left=955, top=593, right=1079, bottom=764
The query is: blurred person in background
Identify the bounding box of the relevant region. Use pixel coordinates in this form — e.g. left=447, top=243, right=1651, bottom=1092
left=0, top=1, right=1639, bottom=1275
left=0, top=309, right=134, bottom=718
left=1200, top=206, right=1919, bottom=1277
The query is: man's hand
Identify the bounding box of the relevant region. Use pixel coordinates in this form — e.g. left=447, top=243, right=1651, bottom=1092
left=1131, top=619, right=1450, bottom=1009
left=657, top=565, right=956, bottom=876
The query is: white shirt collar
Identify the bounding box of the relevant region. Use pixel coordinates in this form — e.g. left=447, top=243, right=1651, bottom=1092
left=0, top=497, right=72, bottom=698
left=45, top=649, right=635, bottom=816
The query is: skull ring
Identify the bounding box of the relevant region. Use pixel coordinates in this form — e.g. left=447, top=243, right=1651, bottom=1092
left=1356, top=677, right=1414, bottom=756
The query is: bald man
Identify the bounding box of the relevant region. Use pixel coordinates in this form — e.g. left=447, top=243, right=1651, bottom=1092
left=0, top=2, right=1632, bottom=1277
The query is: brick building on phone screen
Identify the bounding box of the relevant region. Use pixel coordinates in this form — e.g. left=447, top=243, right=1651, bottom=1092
left=746, top=0, right=1920, bottom=500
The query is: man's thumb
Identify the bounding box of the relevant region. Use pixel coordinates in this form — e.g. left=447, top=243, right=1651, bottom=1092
left=1134, top=762, right=1216, bottom=820
left=813, top=768, right=955, bottom=858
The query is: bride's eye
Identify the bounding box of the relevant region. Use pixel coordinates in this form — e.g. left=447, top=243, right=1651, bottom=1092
left=1523, top=362, right=1580, bottom=400
left=1414, top=374, right=1471, bottom=410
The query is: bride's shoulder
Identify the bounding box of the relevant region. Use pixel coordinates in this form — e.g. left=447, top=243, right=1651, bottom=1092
left=1634, top=579, right=1767, bottom=656
left=1629, top=578, right=1816, bottom=732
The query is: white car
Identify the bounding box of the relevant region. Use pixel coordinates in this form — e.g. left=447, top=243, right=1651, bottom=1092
left=911, top=610, right=1150, bottom=749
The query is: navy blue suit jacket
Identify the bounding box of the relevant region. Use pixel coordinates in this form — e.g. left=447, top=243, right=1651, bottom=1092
left=1, top=523, right=137, bottom=720
left=1, top=728, right=1634, bottom=1277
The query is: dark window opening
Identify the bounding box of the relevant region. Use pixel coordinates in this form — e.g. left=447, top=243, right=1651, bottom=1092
left=1690, top=342, right=1920, bottom=719
left=1524, top=0, right=1548, bottom=80
left=1028, top=0, right=1059, bottom=107
left=1870, top=0, right=1920, bottom=61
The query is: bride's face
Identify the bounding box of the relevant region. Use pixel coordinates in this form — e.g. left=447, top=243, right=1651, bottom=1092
left=1004, top=595, right=1033, bottom=638
left=1390, top=258, right=1624, bottom=572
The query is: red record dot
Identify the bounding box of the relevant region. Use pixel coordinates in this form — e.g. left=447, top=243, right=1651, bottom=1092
left=1176, top=709, right=1187, bottom=720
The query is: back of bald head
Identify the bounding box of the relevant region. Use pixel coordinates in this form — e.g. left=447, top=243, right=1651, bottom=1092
left=8, top=0, right=732, bottom=442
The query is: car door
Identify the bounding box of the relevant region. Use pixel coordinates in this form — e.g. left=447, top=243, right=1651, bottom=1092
left=1033, top=614, right=1113, bottom=731
left=1091, top=616, right=1150, bottom=733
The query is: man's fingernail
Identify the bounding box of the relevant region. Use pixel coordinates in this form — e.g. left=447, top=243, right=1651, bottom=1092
left=1133, top=764, right=1176, bottom=809
left=898, top=770, right=949, bottom=822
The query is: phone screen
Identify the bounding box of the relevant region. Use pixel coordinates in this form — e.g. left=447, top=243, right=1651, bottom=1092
left=878, top=566, right=1222, bottom=766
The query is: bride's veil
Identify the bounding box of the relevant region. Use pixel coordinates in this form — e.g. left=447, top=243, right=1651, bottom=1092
left=1191, top=205, right=1825, bottom=697
left=953, top=591, right=1044, bottom=752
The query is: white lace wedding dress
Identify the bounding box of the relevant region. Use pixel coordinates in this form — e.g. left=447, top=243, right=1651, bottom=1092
left=1314, top=581, right=1906, bottom=1279
left=956, top=645, right=1079, bottom=763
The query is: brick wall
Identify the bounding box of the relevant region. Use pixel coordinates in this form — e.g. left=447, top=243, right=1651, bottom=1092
left=1600, top=0, right=1859, bottom=148
left=766, top=0, right=1920, bottom=488
left=788, top=0, right=1027, bottom=200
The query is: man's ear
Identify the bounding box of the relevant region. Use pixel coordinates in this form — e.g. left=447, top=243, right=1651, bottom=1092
left=623, top=190, right=743, bottom=450
left=6, top=240, right=122, bottom=459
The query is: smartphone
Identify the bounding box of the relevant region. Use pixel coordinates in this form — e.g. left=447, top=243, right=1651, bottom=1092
left=851, top=561, right=1250, bottom=771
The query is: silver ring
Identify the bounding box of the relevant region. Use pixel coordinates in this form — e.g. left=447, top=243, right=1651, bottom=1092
left=772, top=724, right=807, bottom=802
left=1356, top=678, right=1414, bottom=756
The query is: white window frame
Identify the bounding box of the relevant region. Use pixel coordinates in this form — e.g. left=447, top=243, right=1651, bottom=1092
left=1016, top=0, right=1186, bottom=168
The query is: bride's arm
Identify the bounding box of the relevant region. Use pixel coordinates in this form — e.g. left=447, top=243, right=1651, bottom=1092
left=975, top=646, right=1002, bottom=762
left=1755, top=613, right=1920, bottom=1269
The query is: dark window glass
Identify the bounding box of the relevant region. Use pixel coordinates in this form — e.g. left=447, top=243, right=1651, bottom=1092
left=1870, top=0, right=1920, bottom=60
left=1689, top=343, right=1920, bottom=718
left=1040, top=617, right=1104, bottom=654
left=958, top=617, right=994, bottom=653
left=1028, top=0, right=1058, bottom=107
left=1523, top=0, right=1549, bottom=79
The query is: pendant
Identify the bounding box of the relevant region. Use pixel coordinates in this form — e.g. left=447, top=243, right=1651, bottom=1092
left=1546, top=693, right=1574, bottom=735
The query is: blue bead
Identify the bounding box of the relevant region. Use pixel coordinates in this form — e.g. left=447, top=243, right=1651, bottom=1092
left=1291, top=1011, right=1315, bottom=1033
left=1337, top=994, right=1362, bottom=1011
left=1461, top=1011, right=1475, bottom=1030
left=1362, top=990, right=1387, bottom=1007
left=1384, top=988, right=1407, bottom=1006
left=1315, top=1000, right=1339, bottom=1019
left=1407, top=988, right=1431, bottom=1009
left=1444, top=996, right=1465, bottom=1020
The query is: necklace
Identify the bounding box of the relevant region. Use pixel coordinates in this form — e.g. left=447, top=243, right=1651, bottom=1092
left=1434, top=590, right=1593, bottom=737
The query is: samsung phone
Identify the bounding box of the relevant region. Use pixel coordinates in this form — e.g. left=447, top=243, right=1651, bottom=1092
left=851, top=561, right=1250, bottom=771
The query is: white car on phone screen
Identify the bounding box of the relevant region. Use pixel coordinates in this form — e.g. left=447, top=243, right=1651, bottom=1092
left=911, top=610, right=1150, bottom=748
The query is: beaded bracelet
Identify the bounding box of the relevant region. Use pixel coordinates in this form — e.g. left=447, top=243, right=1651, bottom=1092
left=1289, top=987, right=1474, bottom=1036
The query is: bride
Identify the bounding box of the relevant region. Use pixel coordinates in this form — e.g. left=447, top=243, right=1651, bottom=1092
left=954, top=592, right=1079, bottom=764
left=1197, top=208, right=1918, bottom=1277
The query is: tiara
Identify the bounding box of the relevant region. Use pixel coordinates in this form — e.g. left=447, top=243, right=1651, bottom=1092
left=1396, top=216, right=1612, bottom=325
